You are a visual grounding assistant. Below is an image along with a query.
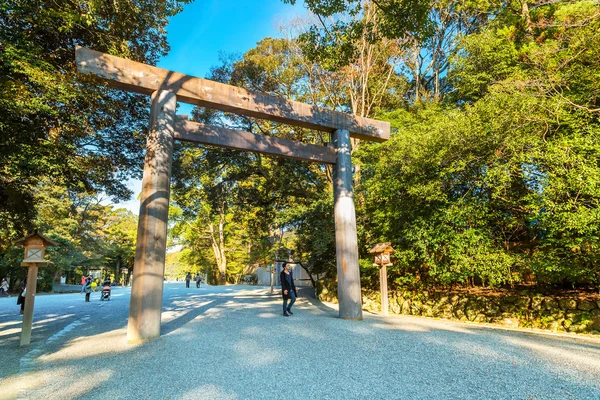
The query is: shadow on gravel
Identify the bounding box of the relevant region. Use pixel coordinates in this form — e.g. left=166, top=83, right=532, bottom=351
left=0, top=314, right=77, bottom=349
left=4, top=285, right=600, bottom=400
left=161, top=300, right=217, bottom=335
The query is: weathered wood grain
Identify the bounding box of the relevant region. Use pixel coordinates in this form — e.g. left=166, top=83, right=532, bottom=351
left=75, top=47, right=390, bottom=142
left=20, top=265, right=39, bottom=346
left=332, top=129, right=363, bottom=320
left=174, top=120, right=336, bottom=164
left=127, top=91, right=176, bottom=343
left=380, top=265, right=389, bottom=316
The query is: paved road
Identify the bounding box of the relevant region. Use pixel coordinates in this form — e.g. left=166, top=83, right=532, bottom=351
left=1, top=283, right=600, bottom=400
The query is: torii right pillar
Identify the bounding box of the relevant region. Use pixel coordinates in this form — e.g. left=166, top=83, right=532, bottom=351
left=332, top=129, right=363, bottom=320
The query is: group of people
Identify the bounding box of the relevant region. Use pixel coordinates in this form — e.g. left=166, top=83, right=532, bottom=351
left=185, top=273, right=203, bottom=288
left=81, top=275, right=111, bottom=302
left=7, top=265, right=298, bottom=317
left=5, top=266, right=298, bottom=316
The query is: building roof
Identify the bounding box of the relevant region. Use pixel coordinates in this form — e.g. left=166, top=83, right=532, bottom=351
left=14, top=231, right=59, bottom=247
left=368, top=242, right=395, bottom=254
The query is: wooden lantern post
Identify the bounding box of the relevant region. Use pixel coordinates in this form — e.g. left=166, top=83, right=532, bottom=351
left=15, top=232, right=58, bottom=346
left=369, top=243, right=395, bottom=317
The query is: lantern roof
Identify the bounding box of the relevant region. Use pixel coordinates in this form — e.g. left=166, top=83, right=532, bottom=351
left=368, top=242, right=395, bottom=254
left=15, top=231, right=58, bottom=247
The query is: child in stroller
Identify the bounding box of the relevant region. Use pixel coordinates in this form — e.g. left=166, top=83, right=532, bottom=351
left=100, top=278, right=111, bottom=301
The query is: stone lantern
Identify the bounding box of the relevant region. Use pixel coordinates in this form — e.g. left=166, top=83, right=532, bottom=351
left=15, top=231, right=58, bottom=346
left=369, top=242, right=395, bottom=316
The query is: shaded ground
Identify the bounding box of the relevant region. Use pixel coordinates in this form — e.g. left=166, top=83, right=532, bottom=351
left=1, top=284, right=600, bottom=399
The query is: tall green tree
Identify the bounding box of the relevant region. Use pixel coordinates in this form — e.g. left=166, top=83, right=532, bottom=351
left=356, top=0, right=600, bottom=288
left=0, top=0, right=191, bottom=250
left=0, top=180, right=138, bottom=291
left=171, top=39, right=332, bottom=284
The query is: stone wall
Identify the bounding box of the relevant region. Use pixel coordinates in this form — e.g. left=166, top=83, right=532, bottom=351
left=316, top=280, right=600, bottom=334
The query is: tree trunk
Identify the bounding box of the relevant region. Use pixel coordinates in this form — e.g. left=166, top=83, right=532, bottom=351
left=522, top=1, right=533, bottom=33
left=208, top=205, right=227, bottom=285
left=115, top=257, right=121, bottom=286
left=298, top=262, right=316, bottom=288
left=218, top=205, right=227, bottom=284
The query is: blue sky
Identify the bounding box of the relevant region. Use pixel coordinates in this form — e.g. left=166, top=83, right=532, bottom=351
left=113, top=0, right=306, bottom=215
left=158, top=0, right=304, bottom=116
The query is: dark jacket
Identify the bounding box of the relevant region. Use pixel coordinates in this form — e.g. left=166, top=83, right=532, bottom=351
left=17, top=281, right=26, bottom=305
left=280, top=269, right=297, bottom=299
left=84, top=278, right=92, bottom=294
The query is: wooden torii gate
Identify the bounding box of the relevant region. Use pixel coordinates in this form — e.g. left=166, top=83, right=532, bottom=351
left=75, top=47, right=390, bottom=343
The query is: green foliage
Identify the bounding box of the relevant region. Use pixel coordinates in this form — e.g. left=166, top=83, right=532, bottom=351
left=281, top=195, right=337, bottom=282
left=0, top=0, right=189, bottom=288
left=173, top=0, right=600, bottom=290
left=0, top=0, right=190, bottom=250
left=3, top=0, right=599, bottom=294
left=355, top=1, right=600, bottom=288
left=284, top=0, right=431, bottom=68
left=0, top=181, right=138, bottom=291
left=171, top=38, right=332, bottom=284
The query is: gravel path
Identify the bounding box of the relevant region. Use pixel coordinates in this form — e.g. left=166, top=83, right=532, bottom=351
left=1, top=284, right=600, bottom=400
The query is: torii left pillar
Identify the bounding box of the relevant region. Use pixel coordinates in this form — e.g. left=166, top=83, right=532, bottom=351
left=127, top=90, right=176, bottom=343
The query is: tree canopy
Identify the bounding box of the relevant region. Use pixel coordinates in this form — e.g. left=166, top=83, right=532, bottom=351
left=1, top=0, right=599, bottom=292
left=0, top=0, right=190, bottom=287
left=0, top=0, right=190, bottom=248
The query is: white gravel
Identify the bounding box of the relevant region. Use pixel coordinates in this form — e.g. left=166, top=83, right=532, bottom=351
left=1, top=284, right=600, bottom=400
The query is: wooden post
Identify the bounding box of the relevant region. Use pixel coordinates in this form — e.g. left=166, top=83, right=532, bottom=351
left=332, top=129, right=363, bottom=320
left=127, top=90, right=176, bottom=343
left=20, top=264, right=39, bottom=346
left=380, top=265, right=389, bottom=316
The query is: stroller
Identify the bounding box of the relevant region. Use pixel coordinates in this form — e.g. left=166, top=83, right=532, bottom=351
left=100, top=283, right=111, bottom=301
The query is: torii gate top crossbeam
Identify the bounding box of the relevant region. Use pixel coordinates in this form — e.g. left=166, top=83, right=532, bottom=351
left=75, top=47, right=390, bottom=143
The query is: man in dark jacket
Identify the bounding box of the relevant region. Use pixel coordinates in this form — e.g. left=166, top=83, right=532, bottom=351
left=84, top=276, right=92, bottom=302
left=280, top=262, right=297, bottom=317
left=17, top=279, right=26, bottom=314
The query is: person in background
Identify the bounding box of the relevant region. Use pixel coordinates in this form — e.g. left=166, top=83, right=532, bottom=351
left=81, top=275, right=86, bottom=293
left=196, top=274, right=202, bottom=288
left=0, top=278, right=9, bottom=297
left=84, top=276, right=92, bottom=302
left=280, top=262, right=297, bottom=317
left=17, top=279, right=26, bottom=314
left=91, top=279, right=98, bottom=292
left=185, top=273, right=191, bottom=288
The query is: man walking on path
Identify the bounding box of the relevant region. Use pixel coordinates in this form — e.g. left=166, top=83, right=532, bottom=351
left=17, top=279, right=26, bottom=314
left=280, top=262, right=297, bottom=317
left=196, top=274, right=202, bottom=288
left=185, top=273, right=191, bottom=288
left=1, top=278, right=9, bottom=297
